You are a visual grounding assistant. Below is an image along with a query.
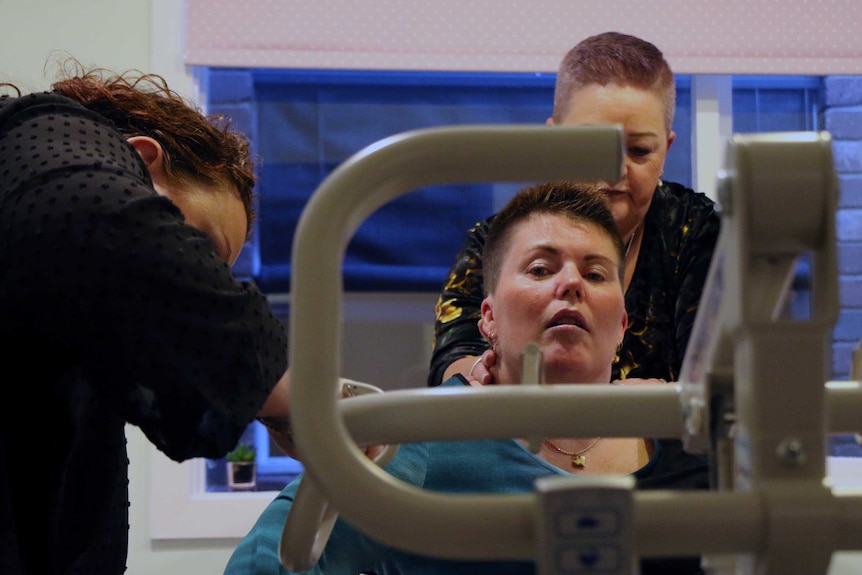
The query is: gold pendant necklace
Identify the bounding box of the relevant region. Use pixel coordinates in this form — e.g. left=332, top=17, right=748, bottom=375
left=543, top=437, right=602, bottom=469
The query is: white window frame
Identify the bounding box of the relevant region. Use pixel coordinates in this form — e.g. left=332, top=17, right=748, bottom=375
left=148, top=292, right=439, bottom=539
left=148, top=442, right=276, bottom=539
left=146, top=0, right=276, bottom=540
left=147, top=78, right=862, bottom=539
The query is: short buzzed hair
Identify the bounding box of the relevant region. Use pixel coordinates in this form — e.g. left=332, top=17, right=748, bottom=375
left=483, top=181, right=624, bottom=295
left=552, top=32, right=676, bottom=132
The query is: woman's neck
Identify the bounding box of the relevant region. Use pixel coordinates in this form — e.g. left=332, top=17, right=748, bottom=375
left=497, top=359, right=611, bottom=386
left=623, top=222, right=643, bottom=293
left=539, top=366, right=612, bottom=386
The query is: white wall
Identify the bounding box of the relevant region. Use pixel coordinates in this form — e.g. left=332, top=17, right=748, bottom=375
left=0, top=1, right=236, bottom=573
left=4, top=2, right=860, bottom=574
left=0, top=0, right=149, bottom=91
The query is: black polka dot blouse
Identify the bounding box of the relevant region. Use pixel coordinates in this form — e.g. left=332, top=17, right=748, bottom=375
left=0, top=92, right=288, bottom=574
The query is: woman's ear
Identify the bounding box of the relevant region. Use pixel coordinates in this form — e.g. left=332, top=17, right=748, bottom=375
left=127, top=136, right=167, bottom=184
left=618, top=310, right=629, bottom=346
left=666, top=129, right=676, bottom=153
left=479, top=297, right=495, bottom=341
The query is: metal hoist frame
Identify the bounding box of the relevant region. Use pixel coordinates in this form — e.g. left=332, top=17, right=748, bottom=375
left=283, top=125, right=862, bottom=575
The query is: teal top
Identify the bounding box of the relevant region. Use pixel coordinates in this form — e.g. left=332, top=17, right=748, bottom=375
left=225, top=377, right=708, bottom=575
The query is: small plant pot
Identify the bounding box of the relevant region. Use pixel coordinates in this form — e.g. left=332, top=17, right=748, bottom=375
left=227, top=461, right=257, bottom=490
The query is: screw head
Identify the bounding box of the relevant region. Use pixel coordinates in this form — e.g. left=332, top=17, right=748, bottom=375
left=775, top=437, right=807, bottom=467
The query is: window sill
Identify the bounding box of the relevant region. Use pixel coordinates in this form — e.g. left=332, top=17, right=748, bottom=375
left=148, top=443, right=280, bottom=540
left=149, top=440, right=862, bottom=540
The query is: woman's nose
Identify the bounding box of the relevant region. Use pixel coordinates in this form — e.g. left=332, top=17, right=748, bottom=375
left=556, top=266, right=584, bottom=301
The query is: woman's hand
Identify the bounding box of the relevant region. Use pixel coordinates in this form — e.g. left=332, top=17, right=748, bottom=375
left=260, top=378, right=389, bottom=461
left=467, top=348, right=498, bottom=386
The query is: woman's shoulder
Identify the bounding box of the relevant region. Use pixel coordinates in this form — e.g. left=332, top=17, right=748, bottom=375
left=463, top=216, right=493, bottom=245
left=651, top=180, right=718, bottom=217
left=0, top=91, right=131, bottom=177
left=646, top=181, right=721, bottom=242
left=0, top=91, right=99, bottom=123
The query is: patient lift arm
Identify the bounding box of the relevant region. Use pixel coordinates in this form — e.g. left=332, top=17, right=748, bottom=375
left=678, top=132, right=842, bottom=574
left=285, top=126, right=862, bottom=575
left=285, top=124, right=627, bottom=567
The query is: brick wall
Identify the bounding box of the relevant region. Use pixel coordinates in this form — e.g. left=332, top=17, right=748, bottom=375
left=824, top=76, right=862, bottom=380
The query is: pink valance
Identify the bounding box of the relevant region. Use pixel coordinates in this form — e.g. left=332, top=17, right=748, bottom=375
left=186, top=0, right=862, bottom=74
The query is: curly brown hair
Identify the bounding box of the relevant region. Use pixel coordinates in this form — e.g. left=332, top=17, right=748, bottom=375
left=552, top=32, right=676, bottom=133
left=48, top=59, right=258, bottom=238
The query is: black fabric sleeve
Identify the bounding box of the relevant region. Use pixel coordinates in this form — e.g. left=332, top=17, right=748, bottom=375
left=0, top=93, right=287, bottom=461
left=670, top=197, right=721, bottom=377
left=427, top=219, right=493, bottom=387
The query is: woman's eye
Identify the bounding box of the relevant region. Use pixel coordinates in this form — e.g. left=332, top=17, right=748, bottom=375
left=628, top=146, right=651, bottom=158
left=584, top=270, right=608, bottom=282
left=527, top=265, right=550, bottom=277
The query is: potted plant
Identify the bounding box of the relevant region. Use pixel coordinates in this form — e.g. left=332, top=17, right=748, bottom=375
left=226, top=443, right=257, bottom=490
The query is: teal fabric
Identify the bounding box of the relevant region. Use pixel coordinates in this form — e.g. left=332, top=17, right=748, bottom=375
left=225, top=378, right=708, bottom=575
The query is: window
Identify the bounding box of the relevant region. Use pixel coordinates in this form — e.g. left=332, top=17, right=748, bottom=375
left=733, top=75, right=822, bottom=133
left=209, top=71, right=822, bottom=298
left=204, top=422, right=303, bottom=493
left=733, top=76, right=825, bottom=323
left=198, top=71, right=833, bottom=494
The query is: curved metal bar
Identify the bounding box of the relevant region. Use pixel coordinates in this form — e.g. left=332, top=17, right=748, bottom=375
left=289, top=124, right=624, bottom=558
left=286, top=125, right=862, bottom=568
left=339, top=384, right=687, bottom=444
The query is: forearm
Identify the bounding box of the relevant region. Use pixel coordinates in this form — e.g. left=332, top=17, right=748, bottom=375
left=429, top=299, right=487, bottom=386
left=429, top=337, right=487, bottom=387
left=674, top=212, right=721, bottom=365
left=257, top=367, right=291, bottom=420
left=441, top=355, right=481, bottom=383
left=253, top=368, right=294, bottom=457
left=257, top=373, right=385, bottom=460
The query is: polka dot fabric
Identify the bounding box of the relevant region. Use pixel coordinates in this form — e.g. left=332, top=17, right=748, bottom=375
left=186, top=0, right=862, bottom=74
left=0, top=93, right=287, bottom=573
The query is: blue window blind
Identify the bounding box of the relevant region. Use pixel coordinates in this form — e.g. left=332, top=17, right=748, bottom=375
left=207, top=69, right=695, bottom=294
left=208, top=71, right=819, bottom=296
left=204, top=69, right=824, bottom=488
left=733, top=75, right=822, bottom=132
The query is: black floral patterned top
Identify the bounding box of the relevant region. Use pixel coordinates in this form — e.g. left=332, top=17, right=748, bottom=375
left=429, top=181, right=721, bottom=386
left=0, top=92, right=287, bottom=574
